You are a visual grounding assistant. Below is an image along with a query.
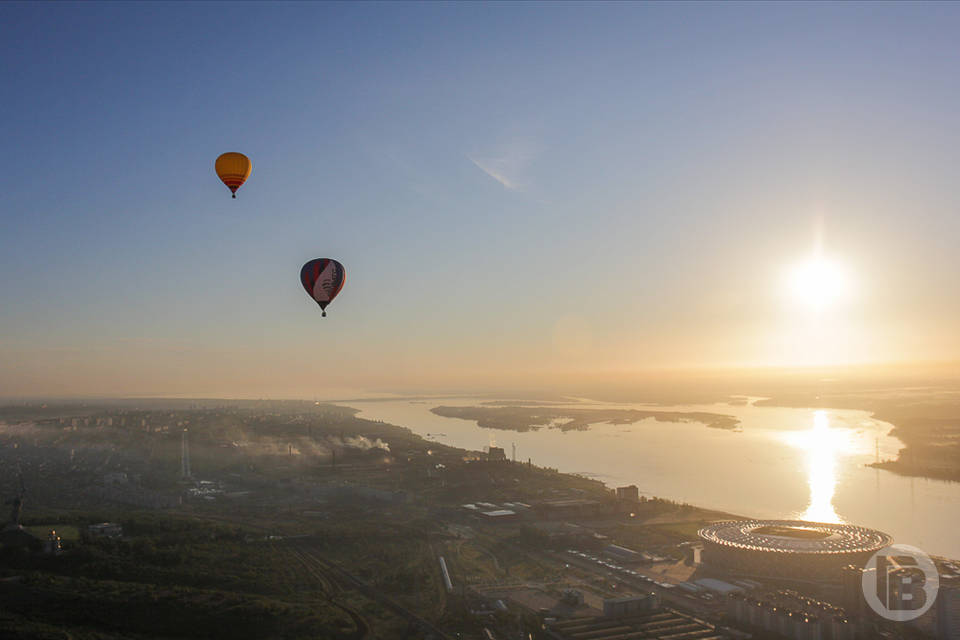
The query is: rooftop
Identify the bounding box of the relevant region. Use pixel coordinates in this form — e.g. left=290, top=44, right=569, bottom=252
left=699, top=520, right=892, bottom=555
left=545, top=608, right=725, bottom=640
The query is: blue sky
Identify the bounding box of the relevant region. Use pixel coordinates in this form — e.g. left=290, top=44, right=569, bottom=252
left=3, top=2, right=960, bottom=397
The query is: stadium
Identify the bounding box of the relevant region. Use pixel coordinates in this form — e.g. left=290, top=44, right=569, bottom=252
left=698, top=520, right=893, bottom=582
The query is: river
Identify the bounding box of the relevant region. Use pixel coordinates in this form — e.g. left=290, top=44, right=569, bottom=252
left=342, top=396, right=960, bottom=560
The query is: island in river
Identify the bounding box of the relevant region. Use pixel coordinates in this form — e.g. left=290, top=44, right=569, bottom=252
left=430, top=405, right=740, bottom=432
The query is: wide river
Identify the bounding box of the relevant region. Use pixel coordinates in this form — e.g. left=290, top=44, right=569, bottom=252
left=343, top=396, right=960, bottom=560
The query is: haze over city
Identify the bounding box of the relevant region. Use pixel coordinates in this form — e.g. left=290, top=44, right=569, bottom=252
left=4, top=4, right=960, bottom=640
left=4, top=3, right=960, bottom=398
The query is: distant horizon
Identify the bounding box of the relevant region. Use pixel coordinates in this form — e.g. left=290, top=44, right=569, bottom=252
left=5, top=3, right=960, bottom=396
left=3, top=359, right=959, bottom=402
left=3, top=4, right=960, bottom=635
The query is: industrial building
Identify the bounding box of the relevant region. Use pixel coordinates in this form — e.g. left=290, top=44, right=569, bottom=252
left=698, top=520, right=892, bottom=582
left=602, top=593, right=660, bottom=618
left=604, top=543, right=642, bottom=564
left=693, top=578, right=743, bottom=597
left=462, top=501, right=526, bottom=523
left=478, top=509, right=519, bottom=522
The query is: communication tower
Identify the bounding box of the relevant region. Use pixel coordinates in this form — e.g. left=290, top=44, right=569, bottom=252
left=181, top=428, right=191, bottom=479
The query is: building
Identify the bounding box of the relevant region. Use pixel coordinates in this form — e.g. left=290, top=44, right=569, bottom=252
left=938, top=578, right=960, bottom=639
left=841, top=564, right=866, bottom=616
left=726, top=590, right=852, bottom=640
left=87, top=522, right=123, bottom=539
left=604, top=543, right=641, bottom=564
left=602, top=593, right=660, bottom=618
left=694, top=578, right=743, bottom=597
left=501, top=501, right=531, bottom=513
left=699, top=520, right=892, bottom=582
left=545, top=606, right=727, bottom=640
left=487, top=446, right=507, bottom=461
left=615, top=485, right=639, bottom=502
left=479, top=509, right=519, bottom=523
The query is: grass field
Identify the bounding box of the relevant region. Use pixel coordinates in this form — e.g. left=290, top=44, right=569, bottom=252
left=24, top=524, right=80, bottom=542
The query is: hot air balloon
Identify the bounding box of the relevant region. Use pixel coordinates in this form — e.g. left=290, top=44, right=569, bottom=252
left=215, top=152, right=251, bottom=198
left=300, top=259, right=345, bottom=317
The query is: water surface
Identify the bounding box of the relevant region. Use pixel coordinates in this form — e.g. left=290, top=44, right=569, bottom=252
left=346, top=396, right=960, bottom=559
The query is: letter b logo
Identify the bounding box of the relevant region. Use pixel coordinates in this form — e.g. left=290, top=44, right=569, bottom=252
left=863, top=544, right=938, bottom=622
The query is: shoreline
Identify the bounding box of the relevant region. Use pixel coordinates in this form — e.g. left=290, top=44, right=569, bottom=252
left=754, top=395, right=960, bottom=485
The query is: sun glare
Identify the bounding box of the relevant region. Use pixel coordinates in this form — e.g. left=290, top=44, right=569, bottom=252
left=785, top=257, right=851, bottom=311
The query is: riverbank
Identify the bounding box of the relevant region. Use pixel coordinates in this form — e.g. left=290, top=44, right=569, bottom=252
left=754, top=391, right=960, bottom=484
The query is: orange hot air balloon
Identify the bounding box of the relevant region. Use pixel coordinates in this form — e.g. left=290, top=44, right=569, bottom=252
left=215, top=152, right=252, bottom=198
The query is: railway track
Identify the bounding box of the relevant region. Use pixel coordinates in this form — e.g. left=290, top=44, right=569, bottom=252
left=286, top=544, right=369, bottom=640
left=186, top=515, right=448, bottom=638
left=291, top=539, right=451, bottom=640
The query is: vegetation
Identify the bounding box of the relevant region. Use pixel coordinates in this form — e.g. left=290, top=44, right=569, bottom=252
left=0, top=399, right=741, bottom=639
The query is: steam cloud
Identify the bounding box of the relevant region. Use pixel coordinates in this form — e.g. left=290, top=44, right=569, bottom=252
left=334, top=435, right=390, bottom=452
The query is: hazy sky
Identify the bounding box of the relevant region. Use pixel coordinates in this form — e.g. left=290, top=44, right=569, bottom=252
left=3, top=2, right=960, bottom=398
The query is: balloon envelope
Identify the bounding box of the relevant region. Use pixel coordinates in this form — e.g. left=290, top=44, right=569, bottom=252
left=300, top=259, right=345, bottom=316
left=215, top=152, right=251, bottom=198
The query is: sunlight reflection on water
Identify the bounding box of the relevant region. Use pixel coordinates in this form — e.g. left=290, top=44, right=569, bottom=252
left=347, top=397, right=960, bottom=558
left=780, top=410, right=868, bottom=523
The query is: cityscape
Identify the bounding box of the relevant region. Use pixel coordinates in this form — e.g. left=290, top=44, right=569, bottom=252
left=0, top=397, right=958, bottom=639
left=3, top=2, right=960, bottom=639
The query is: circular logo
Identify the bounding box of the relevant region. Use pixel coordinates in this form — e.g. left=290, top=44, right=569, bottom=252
left=862, top=544, right=939, bottom=622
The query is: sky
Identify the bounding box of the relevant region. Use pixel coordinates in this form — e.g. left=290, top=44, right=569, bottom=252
left=2, top=2, right=960, bottom=398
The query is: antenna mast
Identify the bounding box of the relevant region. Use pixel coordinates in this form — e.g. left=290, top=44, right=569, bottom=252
left=181, top=428, right=191, bottom=479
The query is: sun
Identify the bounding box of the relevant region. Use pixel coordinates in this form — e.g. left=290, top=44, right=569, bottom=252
left=785, top=256, right=851, bottom=311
